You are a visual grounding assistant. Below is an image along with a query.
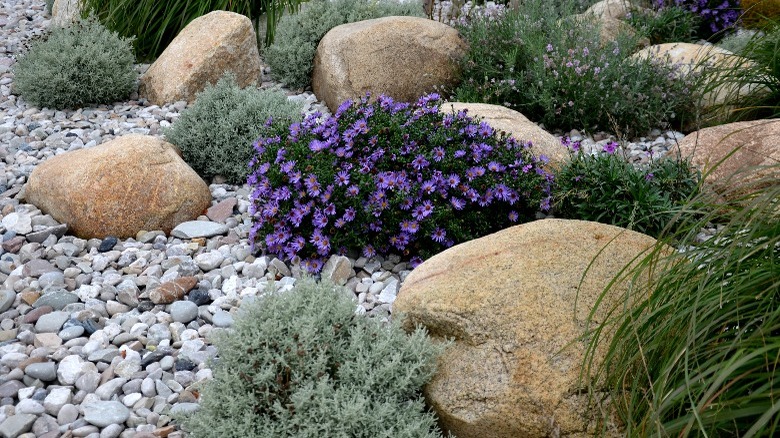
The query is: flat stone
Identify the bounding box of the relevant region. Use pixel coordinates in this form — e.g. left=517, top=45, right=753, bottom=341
left=0, top=380, right=25, bottom=398
left=212, top=310, right=234, bottom=328
left=1, top=236, right=24, bottom=253
left=149, top=277, right=198, bottom=304
left=171, top=221, right=229, bottom=239
left=25, top=224, right=69, bottom=244
left=34, top=333, right=63, bottom=348
left=206, top=197, right=237, bottom=223
left=43, top=387, right=72, bottom=416
left=57, top=355, right=98, bottom=385
left=321, top=255, right=353, bottom=286
left=169, top=301, right=198, bottom=324
left=38, top=271, right=65, bottom=290
left=82, top=401, right=130, bottom=428
left=25, top=362, right=58, bottom=382
left=0, top=414, right=37, bottom=438
left=32, top=290, right=78, bottom=310
left=0, top=290, right=15, bottom=313
left=35, top=311, right=70, bottom=333
left=22, top=306, right=52, bottom=324
left=22, top=259, right=57, bottom=277
left=169, top=403, right=200, bottom=416
left=194, top=251, right=224, bottom=271
left=98, top=236, right=118, bottom=253
left=95, top=377, right=127, bottom=400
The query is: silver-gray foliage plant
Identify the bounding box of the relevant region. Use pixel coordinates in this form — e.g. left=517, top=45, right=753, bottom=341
left=162, top=74, right=303, bottom=185
left=178, top=277, right=450, bottom=437
left=265, top=0, right=425, bottom=89
left=13, top=16, right=136, bottom=110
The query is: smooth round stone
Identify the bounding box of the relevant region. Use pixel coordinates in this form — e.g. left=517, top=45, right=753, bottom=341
left=187, top=289, right=210, bottom=306
left=38, top=271, right=65, bottom=290
left=32, top=290, right=78, bottom=310
left=169, top=402, right=200, bottom=416
left=211, top=310, right=234, bottom=328
left=98, top=237, right=118, bottom=253
left=169, top=301, right=198, bottom=324
left=0, top=289, right=15, bottom=313
left=82, top=401, right=130, bottom=428
left=25, top=362, right=57, bottom=382
left=57, top=403, right=79, bottom=425
left=59, top=325, right=85, bottom=341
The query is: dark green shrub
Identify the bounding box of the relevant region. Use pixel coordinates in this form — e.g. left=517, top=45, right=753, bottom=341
left=583, top=164, right=780, bottom=436
left=80, top=0, right=305, bottom=61
left=453, top=1, right=698, bottom=137
left=553, top=138, right=700, bottom=238
left=626, top=4, right=701, bottom=44
left=178, top=278, right=448, bottom=437
left=265, top=0, right=424, bottom=89
left=162, top=74, right=303, bottom=185
left=13, top=16, right=136, bottom=110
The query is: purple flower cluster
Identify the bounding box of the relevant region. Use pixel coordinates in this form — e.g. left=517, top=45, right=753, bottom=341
left=248, top=93, right=553, bottom=273
left=657, top=0, right=741, bottom=34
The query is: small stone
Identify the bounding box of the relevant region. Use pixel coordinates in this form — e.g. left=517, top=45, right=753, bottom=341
left=205, top=198, right=237, bottom=223
left=59, top=325, right=85, bottom=341
left=149, top=277, right=198, bottom=304
left=96, top=378, right=127, bottom=400
left=32, top=290, right=79, bottom=310
left=25, top=224, right=69, bottom=244
left=1, top=236, right=24, bottom=253
left=34, top=333, right=63, bottom=348
left=187, top=289, right=210, bottom=306
left=169, top=403, right=199, bottom=416
left=0, top=290, right=15, bottom=313
left=268, top=258, right=291, bottom=277
left=169, top=301, right=198, bottom=324
left=212, top=310, right=234, bottom=328
left=98, top=237, right=118, bottom=253
left=321, top=255, right=353, bottom=286
left=2, top=212, right=32, bottom=234
left=0, top=380, right=25, bottom=398
left=100, top=423, right=124, bottom=438
left=22, top=259, right=57, bottom=277
left=174, top=358, right=197, bottom=372
left=57, top=404, right=79, bottom=426
left=58, top=355, right=98, bottom=385
left=15, top=398, right=45, bottom=415
left=0, top=414, right=37, bottom=438
left=38, top=271, right=66, bottom=290
left=170, top=221, right=228, bottom=239
left=82, top=401, right=130, bottom=428
left=194, top=252, right=224, bottom=271
left=114, top=359, right=142, bottom=379
left=35, top=311, right=70, bottom=333
left=25, top=362, right=57, bottom=382
left=43, top=387, right=72, bottom=416
left=19, top=290, right=40, bottom=306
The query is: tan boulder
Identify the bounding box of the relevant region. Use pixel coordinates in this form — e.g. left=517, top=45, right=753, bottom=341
left=567, top=13, right=649, bottom=50
left=632, top=43, right=767, bottom=126
left=139, top=11, right=262, bottom=106
left=674, top=119, right=780, bottom=198
left=24, top=135, right=211, bottom=239
left=441, top=102, right=569, bottom=167
left=51, top=0, right=81, bottom=26
left=394, top=219, right=664, bottom=438
left=584, top=0, right=640, bottom=20
left=312, top=16, right=467, bottom=112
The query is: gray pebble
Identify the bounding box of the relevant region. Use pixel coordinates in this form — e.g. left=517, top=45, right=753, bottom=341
left=169, top=301, right=198, bottom=324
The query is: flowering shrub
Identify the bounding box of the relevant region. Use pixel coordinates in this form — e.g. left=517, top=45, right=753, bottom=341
left=454, top=5, right=699, bottom=137
left=655, top=0, right=741, bottom=39
left=553, top=138, right=701, bottom=238
left=248, top=93, right=553, bottom=272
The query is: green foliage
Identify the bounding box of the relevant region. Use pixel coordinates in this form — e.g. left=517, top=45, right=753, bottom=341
left=45, top=0, right=55, bottom=15
left=553, top=140, right=700, bottom=238
left=626, top=4, right=701, bottom=44
left=452, top=0, right=698, bottom=137
left=80, top=0, right=305, bottom=62
left=162, top=74, right=303, bottom=185
left=706, top=18, right=780, bottom=122
left=582, top=163, right=780, bottom=436
left=265, top=0, right=424, bottom=89
left=178, top=278, right=448, bottom=438
left=13, top=16, right=136, bottom=110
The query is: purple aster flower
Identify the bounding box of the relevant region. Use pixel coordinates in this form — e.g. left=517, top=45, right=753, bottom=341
left=324, top=203, right=336, bottom=216
left=493, top=184, right=511, bottom=201
left=335, top=170, right=350, bottom=186
left=346, top=185, right=360, bottom=197
left=312, top=210, right=328, bottom=228
left=421, top=180, right=436, bottom=195
left=280, top=160, right=296, bottom=174
left=412, top=155, right=429, bottom=170
left=508, top=211, right=519, bottom=222
left=400, top=219, right=420, bottom=234
left=400, top=198, right=414, bottom=210
left=487, top=161, right=505, bottom=172
left=478, top=190, right=494, bottom=207
left=450, top=197, right=466, bottom=210
left=446, top=173, right=460, bottom=188
left=352, top=118, right=369, bottom=134
left=454, top=150, right=467, bottom=159
left=362, top=245, right=376, bottom=258
left=334, top=218, right=346, bottom=228
left=431, top=227, right=447, bottom=243
left=463, top=124, right=478, bottom=138
left=420, top=200, right=434, bottom=218
left=478, top=122, right=494, bottom=138
left=342, top=207, right=356, bottom=222
left=507, top=191, right=520, bottom=205
left=412, top=205, right=426, bottom=221
left=432, top=147, right=446, bottom=162
left=409, top=256, right=423, bottom=268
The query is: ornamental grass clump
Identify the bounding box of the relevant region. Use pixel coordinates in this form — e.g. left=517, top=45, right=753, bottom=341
left=178, top=278, right=449, bottom=437
left=12, top=16, right=136, bottom=110
left=249, top=93, right=553, bottom=273
left=453, top=1, right=698, bottom=137
left=162, top=74, right=303, bottom=184
left=626, top=3, right=702, bottom=44
left=264, top=0, right=424, bottom=89
left=581, top=163, right=780, bottom=436
left=552, top=138, right=701, bottom=238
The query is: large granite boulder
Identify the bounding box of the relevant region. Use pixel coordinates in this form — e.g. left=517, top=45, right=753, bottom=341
left=51, top=0, right=81, bottom=26
left=24, top=135, right=211, bottom=239
left=441, top=102, right=569, bottom=167
left=632, top=43, right=766, bottom=126
left=312, top=16, right=467, bottom=112
left=394, top=219, right=664, bottom=438
left=674, top=119, right=780, bottom=198
left=139, top=11, right=262, bottom=106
